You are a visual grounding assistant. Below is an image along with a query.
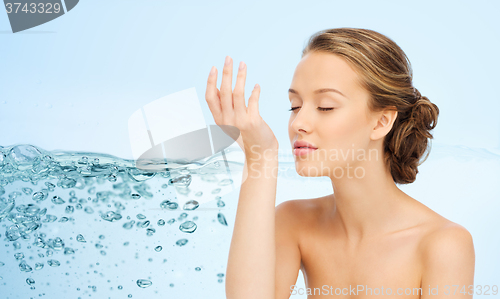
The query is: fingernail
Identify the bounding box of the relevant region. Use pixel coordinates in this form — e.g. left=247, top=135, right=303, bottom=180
left=225, top=56, right=231, bottom=66
left=239, top=61, right=245, bottom=70
left=210, top=66, right=215, bottom=75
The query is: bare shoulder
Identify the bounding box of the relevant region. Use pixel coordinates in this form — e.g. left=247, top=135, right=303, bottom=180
left=418, top=217, right=475, bottom=265
left=275, top=196, right=330, bottom=240
left=275, top=196, right=325, bottom=223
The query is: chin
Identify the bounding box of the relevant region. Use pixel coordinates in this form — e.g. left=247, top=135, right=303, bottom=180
left=294, top=163, right=324, bottom=177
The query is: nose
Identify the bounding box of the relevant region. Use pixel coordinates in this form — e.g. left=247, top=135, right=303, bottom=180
left=290, top=106, right=313, bottom=134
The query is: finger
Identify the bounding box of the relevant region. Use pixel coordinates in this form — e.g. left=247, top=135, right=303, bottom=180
left=233, top=61, right=247, bottom=116
left=220, top=56, right=234, bottom=115
left=248, top=83, right=260, bottom=115
left=205, top=66, right=222, bottom=122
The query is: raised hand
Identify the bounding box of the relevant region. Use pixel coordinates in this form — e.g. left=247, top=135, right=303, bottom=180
left=205, top=56, right=279, bottom=162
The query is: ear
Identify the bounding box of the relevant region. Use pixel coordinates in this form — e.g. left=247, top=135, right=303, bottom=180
left=370, top=108, right=398, bottom=141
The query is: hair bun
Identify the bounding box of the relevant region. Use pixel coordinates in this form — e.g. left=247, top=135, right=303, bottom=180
left=410, top=88, right=439, bottom=134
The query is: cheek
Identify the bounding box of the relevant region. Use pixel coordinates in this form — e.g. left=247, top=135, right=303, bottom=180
left=323, top=108, right=369, bottom=145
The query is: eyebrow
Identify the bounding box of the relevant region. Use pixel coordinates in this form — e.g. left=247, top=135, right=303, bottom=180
left=288, top=88, right=348, bottom=99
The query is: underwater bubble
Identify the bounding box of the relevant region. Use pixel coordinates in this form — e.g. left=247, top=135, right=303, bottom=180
left=9, top=191, right=22, bottom=200
left=26, top=277, right=35, bottom=285
left=195, top=191, right=203, bottom=196
left=140, top=220, right=150, bottom=228
left=6, top=225, right=21, bottom=241
left=154, top=246, right=162, bottom=252
left=100, top=211, right=122, bottom=222
left=167, top=218, right=175, bottom=224
left=88, top=187, right=96, bottom=194
left=58, top=177, right=77, bottom=189
left=176, top=239, right=188, bottom=246
left=59, top=217, right=69, bottom=222
left=69, top=190, right=75, bottom=197
left=133, top=184, right=153, bottom=199
left=78, top=165, right=91, bottom=175
left=160, top=200, right=178, bottom=210
left=179, top=221, right=197, bottom=233
left=46, top=249, right=53, bottom=257
left=13, top=241, right=21, bottom=250
left=218, top=179, right=233, bottom=186
left=211, top=188, right=221, bottom=194
left=217, top=200, right=225, bottom=208
left=183, top=200, right=199, bottom=211
left=42, top=214, right=57, bottom=223
left=24, top=204, right=40, bottom=216
left=169, top=174, right=192, bottom=187
left=76, top=234, right=86, bottom=243
left=51, top=196, right=65, bottom=205
left=131, top=193, right=141, bottom=200
left=100, top=250, right=106, bottom=256
left=217, top=273, right=225, bottom=278
left=14, top=252, right=24, bottom=260
left=50, top=237, right=64, bottom=250
left=34, top=262, right=44, bottom=270
left=108, top=174, right=117, bottom=182
left=65, top=205, right=74, bottom=214
left=128, top=168, right=156, bottom=182
left=34, top=236, right=46, bottom=248
left=217, top=213, right=228, bottom=226
left=32, top=190, right=48, bottom=202
left=99, top=235, right=105, bottom=240
left=95, top=244, right=103, bottom=249
left=0, top=198, right=15, bottom=220
left=19, top=260, right=32, bottom=272
left=118, top=285, right=123, bottom=290
left=64, top=247, right=75, bottom=255
left=45, top=182, right=55, bottom=191
left=128, top=295, right=132, bottom=298
left=161, top=184, right=168, bottom=189
left=146, top=228, right=155, bottom=234
left=9, top=145, right=42, bottom=170
left=0, top=261, right=4, bottom=267
left=136, top=214, right=146, bottom=220
left=218, top=279, right=223, bottom=283
left=193, top=216, right=198, bottom=221
left=47, top=259, right=60, bottom=267
left=123, top=242, right=129, bottom=246
left=195, top=267, right=201, bottom=271
left=84, top=206, right=94, bottom=214
left=123, top=220, right=135, bottom=229
left=169, top=283, right=174, bottom=287
left=136, top=279, right=152, bottom=288
left=114, top=202, right=125, bottom=211
left=157, top=219, right=165, bottom=226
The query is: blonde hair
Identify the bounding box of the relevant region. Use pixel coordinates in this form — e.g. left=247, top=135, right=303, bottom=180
left=302, top=27, right=439, bottom=184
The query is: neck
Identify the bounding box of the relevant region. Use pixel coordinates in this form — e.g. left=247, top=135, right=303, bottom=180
left=327, top=158, right=412, bottom=243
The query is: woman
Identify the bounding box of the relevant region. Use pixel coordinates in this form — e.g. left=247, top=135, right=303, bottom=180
left=205, top=28, right=475, bottom=299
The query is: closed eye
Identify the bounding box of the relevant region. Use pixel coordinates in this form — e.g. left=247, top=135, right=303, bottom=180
left=288, top=107, right=334, bottom=112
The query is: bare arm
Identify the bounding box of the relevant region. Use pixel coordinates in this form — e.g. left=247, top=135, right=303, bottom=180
left=226, top=153, right=279, bottom=299
left=204, top=56, right=282, bottom=298
left=420, top=223, right=475, bottom=299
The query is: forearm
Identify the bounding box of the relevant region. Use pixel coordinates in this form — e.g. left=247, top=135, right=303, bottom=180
left=226, top=155, right=279, bottom=299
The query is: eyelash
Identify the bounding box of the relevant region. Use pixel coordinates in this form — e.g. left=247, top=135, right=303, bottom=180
left=288, top=107, right=334, bottom=112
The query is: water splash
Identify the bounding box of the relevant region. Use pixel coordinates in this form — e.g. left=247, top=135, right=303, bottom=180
left=0, top=144, right=237, bottom=297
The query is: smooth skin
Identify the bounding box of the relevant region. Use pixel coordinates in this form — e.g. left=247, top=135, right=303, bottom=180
left=206, top=52, right=475, bottom=299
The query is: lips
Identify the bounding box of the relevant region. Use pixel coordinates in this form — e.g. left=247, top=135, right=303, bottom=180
left=293, top=140, right=318, bottom=149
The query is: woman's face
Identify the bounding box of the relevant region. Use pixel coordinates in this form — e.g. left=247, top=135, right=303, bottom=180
left=288, top=51, right=376, bottom=178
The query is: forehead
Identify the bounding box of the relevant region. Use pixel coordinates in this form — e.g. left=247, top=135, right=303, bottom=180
left=290, top=51, right=363, bottom=97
